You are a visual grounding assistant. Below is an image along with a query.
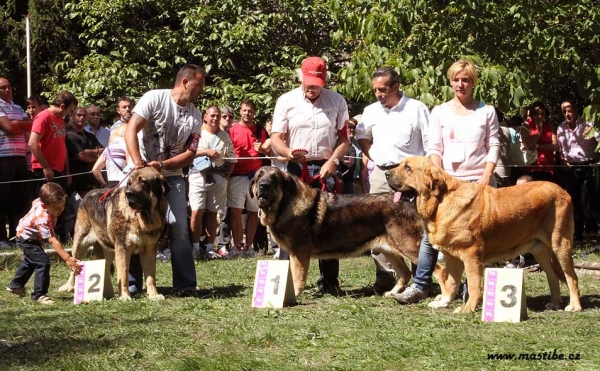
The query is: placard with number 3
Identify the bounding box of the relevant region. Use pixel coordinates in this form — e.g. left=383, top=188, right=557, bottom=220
left=482, top=268, right=528, bottom=322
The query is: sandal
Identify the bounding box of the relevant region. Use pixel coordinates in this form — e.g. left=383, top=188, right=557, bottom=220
left=36, top=295, right=55, bottom=305
left=6, top=286, right=26, bottom=297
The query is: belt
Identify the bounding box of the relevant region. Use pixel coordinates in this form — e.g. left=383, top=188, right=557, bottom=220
left=16, top=237, right=42, bottom=246
left=377, top=164, right=400, bottom=171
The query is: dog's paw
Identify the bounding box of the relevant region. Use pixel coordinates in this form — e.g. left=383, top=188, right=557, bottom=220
left=148, top=294, right=165, bottom=301
left=545, top=302, right=562, bottom=311
left=453, top=305, right=476, bottom=314
left=428, top=297, right=451, bottom=308
left=118, top=295, right=133, bottom=301
left=565, top=304, right=582, bottom=312
left=57, top=283, right=74, bottom=293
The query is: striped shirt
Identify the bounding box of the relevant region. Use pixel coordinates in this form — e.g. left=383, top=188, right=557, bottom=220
left=0, top=99, right=29, bottom=157
left=17, top=198, right=57, bottom=241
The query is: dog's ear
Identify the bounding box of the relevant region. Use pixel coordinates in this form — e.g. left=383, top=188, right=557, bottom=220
left=160, top=176, right=171, bottom=195
left=421, top=163, right=446, bottom=197
left=250, top=167, right=266, bottom=199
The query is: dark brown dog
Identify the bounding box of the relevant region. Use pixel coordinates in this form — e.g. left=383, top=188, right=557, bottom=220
left=250, top=166, right=448, bottom=299
left=58, top=167, right=170, bottom=300
left=386, top=156, right=582, bottom=313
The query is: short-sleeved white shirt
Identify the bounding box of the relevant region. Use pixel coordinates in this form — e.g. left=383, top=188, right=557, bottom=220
left=132, top=89, right=202, bottom=177
left=355, top=94, right=430, bottom=167
left=271, top=87, right=349, bottom=161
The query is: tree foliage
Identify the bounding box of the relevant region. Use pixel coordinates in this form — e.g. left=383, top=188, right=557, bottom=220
left=2, top=0, right=599, bottom=125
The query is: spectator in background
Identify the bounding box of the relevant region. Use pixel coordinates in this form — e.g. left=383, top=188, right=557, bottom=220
left=340, top=116, right=360, bottom=194
left=220, top=106, right=234, bottom=132
left=557, top=100, right=600, bottom=240
left=0, top=77, right=33, bottom=248
left=85, top=104, right=110, bottom=148
left=215, top=105, right=235, bottom=255
left=29, top=90, right=78, bottom=242
left=188, top=105, right=236, bottom=260
left=227, top=99, right=270, bottom=258
left=494, top=108, right=513, bottom=187
left=109, top=97, right=134, bottom=133
left=522, top=101, right=557, bottom=181
left=26, top=95, right=48, bottom=120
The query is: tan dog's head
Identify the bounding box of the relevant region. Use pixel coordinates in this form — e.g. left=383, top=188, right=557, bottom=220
left=386, top=156, right=447, bottom=217
left=250, top=166, right=298, bottom=210
left=125, top=167, right=170, bottom=213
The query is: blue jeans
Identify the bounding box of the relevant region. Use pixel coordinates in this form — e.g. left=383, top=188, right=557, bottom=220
left=9, top=239, right=51, bottom=300
left=131, top=176, right=197, bottom=292
left=411, top=231, right=438, bottom=291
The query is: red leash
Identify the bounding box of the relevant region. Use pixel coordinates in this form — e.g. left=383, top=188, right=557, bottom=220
left=300, top=163, right=341, bottom=193
left=98, top=167, right=136, bottom=203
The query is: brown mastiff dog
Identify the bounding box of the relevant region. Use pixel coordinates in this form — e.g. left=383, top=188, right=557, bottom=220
left=58, top=167, right=170, bottom=300
left=250, top=166, right=448, bottom=300
left=386, top=156, right=582, bottom=313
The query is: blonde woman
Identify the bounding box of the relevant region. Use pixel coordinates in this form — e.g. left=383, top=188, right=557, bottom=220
left=428, top=59, right=500, bottom=185
left=92, top=123, right=128, bottom=188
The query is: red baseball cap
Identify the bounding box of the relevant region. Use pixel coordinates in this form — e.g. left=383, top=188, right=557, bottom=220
left=301, top=57, right=327, bottom=87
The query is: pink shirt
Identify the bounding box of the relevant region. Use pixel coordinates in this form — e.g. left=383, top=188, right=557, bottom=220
left=272, top=87, right=349, bottom=161
left=428, top=101, right=500, bottom=181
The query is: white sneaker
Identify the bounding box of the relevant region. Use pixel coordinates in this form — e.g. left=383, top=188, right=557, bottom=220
left=206, top=250, right=220, bottom=260
left=272, top=247, right=280, bottom=259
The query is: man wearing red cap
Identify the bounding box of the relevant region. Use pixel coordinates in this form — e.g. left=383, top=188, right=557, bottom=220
left=270, top=56, right=350, bottom=295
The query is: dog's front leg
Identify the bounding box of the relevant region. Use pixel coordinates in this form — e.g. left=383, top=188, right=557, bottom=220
left=454, top=249, right=483, bottom=313
left=289, top=250, right=310, bottom=299
left=114, top=246, right=132, bottom=301
left=139, top=250, right=164, bottom=300
left=102, top=248, right=115, bottom=299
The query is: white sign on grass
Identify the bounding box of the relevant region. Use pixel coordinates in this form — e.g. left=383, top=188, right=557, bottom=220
left=252, top=260, right=295, bottom=308
left=482, top=268, right=528, bottom=322
left=74, top=259, right=106, bottom=304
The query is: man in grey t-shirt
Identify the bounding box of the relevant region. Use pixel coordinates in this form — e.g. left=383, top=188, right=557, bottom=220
left=125, top=64, right=206, bottom=296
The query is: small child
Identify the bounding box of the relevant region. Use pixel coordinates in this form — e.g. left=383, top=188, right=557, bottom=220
left=6, top=182, right=82, bottom=305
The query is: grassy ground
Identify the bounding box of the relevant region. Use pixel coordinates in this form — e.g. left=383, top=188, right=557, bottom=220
left=1, top=249, right=599, bottom=371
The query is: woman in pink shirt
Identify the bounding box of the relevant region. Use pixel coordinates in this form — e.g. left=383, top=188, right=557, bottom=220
left=428, top=60, right=500, bottom=184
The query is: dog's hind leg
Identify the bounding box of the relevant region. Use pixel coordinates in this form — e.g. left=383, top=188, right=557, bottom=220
left=530, top=243, right=563, bottom=310
left=380, top=252, right=410, bottom=296
left=289, top=249, right=310, bottom=299
left=552, top=239, right=582, bottom=312
left=140, top=249, right=164, bottom=300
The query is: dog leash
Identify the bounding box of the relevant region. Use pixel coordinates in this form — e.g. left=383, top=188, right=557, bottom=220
left=98, top=166, right=137, bottom=203
left=300, top=163, right=341, bottom=193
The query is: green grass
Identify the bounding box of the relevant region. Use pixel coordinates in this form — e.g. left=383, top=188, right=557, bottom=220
left=1, top=251, right=599, bottom=371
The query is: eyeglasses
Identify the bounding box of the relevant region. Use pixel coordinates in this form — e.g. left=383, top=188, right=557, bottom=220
left=222, top=114, right=233, bottom=119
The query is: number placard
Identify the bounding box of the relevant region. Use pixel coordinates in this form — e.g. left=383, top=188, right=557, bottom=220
left=251, top=260, right=295, bottom=308
left=74, top=259, right=106, bottom=304
left=482, top=268, right=528, bottom=322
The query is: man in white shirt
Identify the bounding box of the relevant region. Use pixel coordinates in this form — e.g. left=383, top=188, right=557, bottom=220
left=356, top=67, right=436, bottom=303
left=271, top=56, right=350, bottom=295
left=125, top=64, right=206, bottom=297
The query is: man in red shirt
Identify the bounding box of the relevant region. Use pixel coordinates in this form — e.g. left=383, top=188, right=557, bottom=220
left=226, top=100, right=271, bottom=257
left=29, top=90, right=78, bottom=240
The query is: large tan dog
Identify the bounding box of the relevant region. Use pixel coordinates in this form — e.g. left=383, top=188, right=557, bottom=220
left=386, top=156, right=582, bottom=313
left=59, top=167, right=170, bottom=300
left=250, top=166, right=448, bottom=299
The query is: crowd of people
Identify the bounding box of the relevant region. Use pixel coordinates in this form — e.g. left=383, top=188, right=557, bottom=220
left=2, top=57, right=599, bottom=304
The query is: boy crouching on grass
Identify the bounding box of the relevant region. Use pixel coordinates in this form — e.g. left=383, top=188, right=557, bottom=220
left=5, top=182, right=82, bottom=305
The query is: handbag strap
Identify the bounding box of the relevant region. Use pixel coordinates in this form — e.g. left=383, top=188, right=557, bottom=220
left=106, top=147, right=124, bottom=172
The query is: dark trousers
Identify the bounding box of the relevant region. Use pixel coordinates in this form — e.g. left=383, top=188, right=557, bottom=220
left=9, top=239, right=51, bottom=300
left=565, top=166, right=598, bottom=237
left=0, top=157, right=30, bottom=242
left=31, top=169, right=69, bottom=242
left=285, top=162, right=340, bottom=290
left=216, top=208, right=232, bottom=248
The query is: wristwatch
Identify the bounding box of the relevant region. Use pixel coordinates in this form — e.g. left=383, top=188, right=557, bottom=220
left=159, top=161, right=166, bottom=172
left=332, top=158, right=340, bottom=166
